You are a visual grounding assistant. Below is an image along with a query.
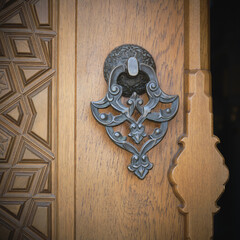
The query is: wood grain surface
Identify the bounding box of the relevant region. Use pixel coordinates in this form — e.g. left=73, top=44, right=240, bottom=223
left=76, top=0, right=184, bottom=239
left=169, top=1, right=229, bottom=239
left=57, top=0, right=76, bottom=239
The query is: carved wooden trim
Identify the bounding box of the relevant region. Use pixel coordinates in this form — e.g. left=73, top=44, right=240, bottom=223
left=169, top=0, right=229, bottom=239
left=170, top=70, right=229, bottom=239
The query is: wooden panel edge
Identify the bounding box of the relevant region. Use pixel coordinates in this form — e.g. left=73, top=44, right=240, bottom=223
left=57, top=0, right=76, bottom=239
left=169, top=0, right=229, bottom=239
left=184, top=0, right=210, bottom=70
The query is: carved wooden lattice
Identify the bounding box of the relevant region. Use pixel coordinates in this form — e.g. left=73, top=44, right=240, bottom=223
left=0, top=0, right=56, bottom=239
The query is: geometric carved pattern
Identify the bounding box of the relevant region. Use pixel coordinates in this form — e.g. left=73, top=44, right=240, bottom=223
left=31, top=0, right=52, bottom=30
left=28, top=81, right=52, bottom=149
left=18, top=141, right=48, bottom=164
left=0, top=0, right=56, bottom=239
left=0, top=218, right=15, bottom=240
left=0, top=171, right=4, bottom=185
left=3, top=100, right=24, bottom=126
left=8, top=171, right=36, bottom=192
left=4, top=13, right=22, bottom=25
left=0, top=126, right=15, bottom=163
left=19, top=66, right=49, bottom=86
left=7, top=32, right=38, bottom=59
left=0, top=97, right=28, bottom=134
left=3, top=166, right=47, bottom=197
left=0, top=65, right=16, bottom=103
left=0, top=200, right=25, bottom=220
left=27, top=200, right=52, bottom=239
left=0, top=2, right=27, bottom=28
left=0, top=38, right=6, bottom=56
left=10, top=36, right=35, bottom=57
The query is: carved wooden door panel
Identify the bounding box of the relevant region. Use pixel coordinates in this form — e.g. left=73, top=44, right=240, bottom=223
left=0, top=0, right=228, bottom=240
left=0, top=0, right=57, bottom=239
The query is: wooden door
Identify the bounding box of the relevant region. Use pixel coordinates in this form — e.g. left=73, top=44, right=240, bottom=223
left=0, top=0, right=228, bottom=240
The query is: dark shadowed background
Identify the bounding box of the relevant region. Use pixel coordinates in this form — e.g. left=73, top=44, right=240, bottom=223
left=211, top=0, right=240, bottom=239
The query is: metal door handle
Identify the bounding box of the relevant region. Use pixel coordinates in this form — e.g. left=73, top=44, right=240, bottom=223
left=91, top=44, right=179, bottom=179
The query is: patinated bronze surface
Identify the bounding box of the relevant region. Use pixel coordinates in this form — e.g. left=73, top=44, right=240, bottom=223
left=91, top=44, right=179, bottom=179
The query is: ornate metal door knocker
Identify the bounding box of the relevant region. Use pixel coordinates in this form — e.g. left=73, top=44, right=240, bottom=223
left=91, top=44, right=179, bottom=179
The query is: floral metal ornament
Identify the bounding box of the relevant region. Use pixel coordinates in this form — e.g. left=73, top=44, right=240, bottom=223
left=91, top=45, right=179, bottom=179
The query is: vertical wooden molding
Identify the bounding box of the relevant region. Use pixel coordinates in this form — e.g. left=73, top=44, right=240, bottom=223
left=57, top=0, right=76, bottom=239
left=169, top=0, right=229, bottom=239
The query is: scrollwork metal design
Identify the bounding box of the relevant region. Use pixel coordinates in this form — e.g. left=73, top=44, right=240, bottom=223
left=91, top=45, right=179, bottom=179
